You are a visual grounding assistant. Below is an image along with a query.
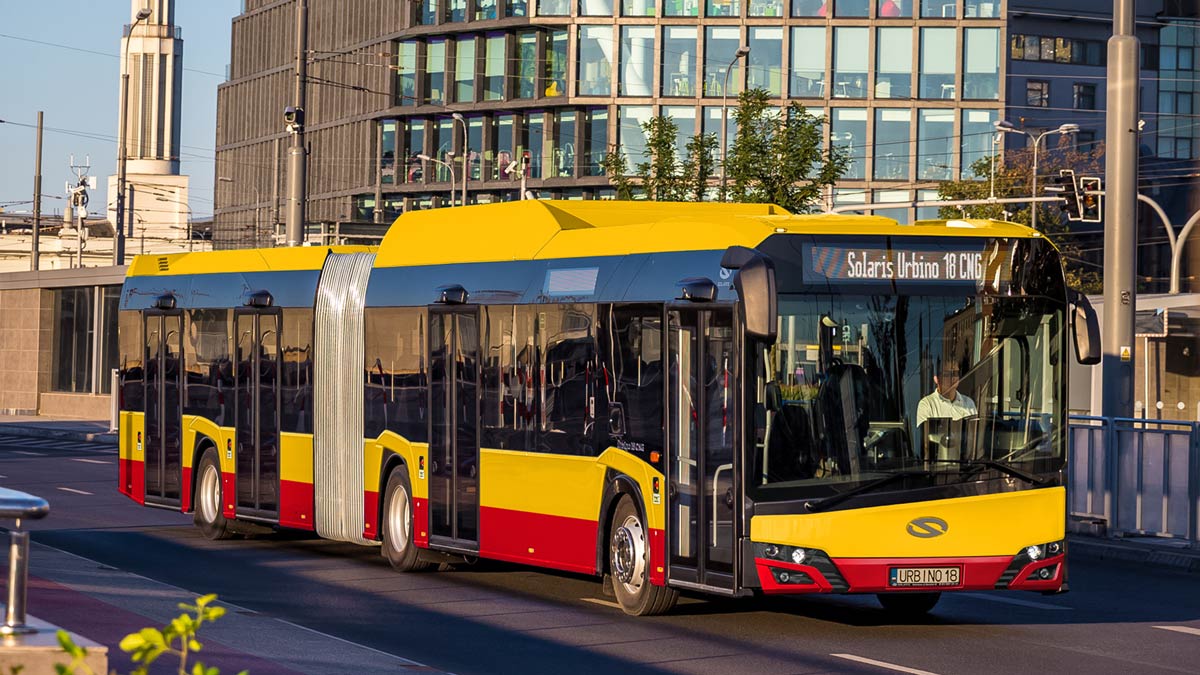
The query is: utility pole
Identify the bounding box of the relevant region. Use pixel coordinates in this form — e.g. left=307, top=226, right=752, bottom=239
left=285, top=0, right=309, bottom=247
left=31, top=111, right=42, bottom=272
left=1102, top=0, right=1139, bottom=419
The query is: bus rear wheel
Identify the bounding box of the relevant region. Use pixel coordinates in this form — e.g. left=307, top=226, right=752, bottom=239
left=877, top=592, right=941, bottom=616
left=609, top=495, right=677, bottom=616
left=194, top=450, right=232, bottom=541
left=382, top=469, right=430, bottom=572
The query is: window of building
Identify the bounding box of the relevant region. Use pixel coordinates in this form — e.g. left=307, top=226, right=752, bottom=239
left=484, top=34, right=506, bottom=101
left=425, top=39, right=447, bottom=105
left=491, top=114, right=515, bottom=179
left=831, top=108, right=867, bottom=180
left=833, top=187, right=866, bottom=208
left=1026, top=80, right=1049, bottom=107
left=581, top=0, right=613, bottom=14
left=396, top=41, right=418, bottom=106
left=748, top=27, right=783, bottom=97
left=662, top=105, right=697, bottom=160
left=874, top=190, right=910, bottom=224
left=508, top=0, right=528, bottom=16
left=833, top=27, right=869, bottom=99
left=467, top=115, right=484, bottom=180
left=963, top=28, right=999, bottom=100
left=792, top=0, right=823, bottom=16
left=876, top=27, right=913, bottom=100
left=920, top=0, right=953, bottom=17
left=1073, top=83, right=1096, bottom=110
left=790, top=27, right=825, bottom=98
left=434, top=118, right=455, bottom=182
left=382, top=120, right=397, bottom=185
left=404, top=119, right=426, bottom=183
left=446, top=0, right=466, bottom=22
left=546, top=30, right=568, bottom=97
left=960, top=108, right=997, bottom=176
left=915, top=189, right=942, bottom=220
left=919, top=28, right=955, bottom=99
left=749, top=0, right=783, bottom=16
left=578, top=26, right=613, bottom=96
left=52, top=287, right=95, bottom=393
left=521, top=112, right=546, bottom=178
left=419, top=0, right=438, bottom=24
left=917, top=109, right=954, bottom=180
left=664, top=0, right=697, bottom=16
left=623, top=0, right=656, bottom=15
left=702, top=106, right=736, bottom=154
left=874, top=108, right=911, bottom=180
left=477, top=0, right=499, bottom=19
left=517, top=33, right=538, bottom=99
left=549, top=110, right=576, bottom=177
left=704, top=27, right=742, bottom=97
left=707, top=0, right=737, bottom=18
left=538, top=0, right=570, bottom=14
left=835, top=0, right=868, bottom=16
left=619, top=105, right=653, bottom=161
left=455, top=37, right=476, bottom=103
left=963, top=0, right=996, bottom=16
left=584, top=107, right=608, bottom=176
left=662, top=26, right=697, bottom=97
left=621, top=26, right=655, bottom=97
left=878, top=0, right=911, bottom=17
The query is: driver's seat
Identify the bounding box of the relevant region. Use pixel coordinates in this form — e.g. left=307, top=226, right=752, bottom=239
left=816, top=363, right=871, bottom=476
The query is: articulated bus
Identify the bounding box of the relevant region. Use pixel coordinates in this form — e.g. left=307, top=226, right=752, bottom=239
left=117, top=201, right=1100, bottom=616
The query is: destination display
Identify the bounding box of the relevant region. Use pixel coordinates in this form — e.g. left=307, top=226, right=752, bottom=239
left=804, top=243, right=1004, bottom=284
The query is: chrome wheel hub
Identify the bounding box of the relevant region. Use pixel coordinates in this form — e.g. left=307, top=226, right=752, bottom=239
left=611, top=514, right=646, bottom=594
left=387, top=483, right=411, bottom=554
left=199, top=464, right=220, bottom=524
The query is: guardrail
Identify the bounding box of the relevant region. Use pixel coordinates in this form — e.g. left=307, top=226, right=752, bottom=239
left=1068, top=416, right=1200, bottom=542
left=0, top=488, right=49, bottom=635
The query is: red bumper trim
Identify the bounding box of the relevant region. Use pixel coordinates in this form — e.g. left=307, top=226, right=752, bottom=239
left=1007, top=553, right=1066, bottom=591
left=834, top=556, right=1013, bottom=593
left=755, top=559, right=835, bottom=594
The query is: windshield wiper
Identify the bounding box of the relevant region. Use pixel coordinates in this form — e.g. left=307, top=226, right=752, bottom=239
left=803, top=470, right=931, bottom=513
left=928, top=459, right=1045, bottom=486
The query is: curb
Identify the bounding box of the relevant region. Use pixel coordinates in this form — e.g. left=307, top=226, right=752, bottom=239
left=1068, top=535, right=1200, bottom=574
left=0, top=424, right=117, bottom=446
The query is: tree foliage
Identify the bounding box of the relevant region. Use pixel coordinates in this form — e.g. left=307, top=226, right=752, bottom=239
left=723, top=88, right=848, bottom=213
left=600, top=145, right=635, bottom=201
left=936, top=137, right=1104, bottom=292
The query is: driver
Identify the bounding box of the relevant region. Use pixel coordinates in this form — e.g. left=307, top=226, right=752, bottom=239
left=916, top=362, right=977, bottom=429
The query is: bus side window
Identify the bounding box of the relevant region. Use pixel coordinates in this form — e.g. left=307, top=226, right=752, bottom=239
left=538, top=304, right=596, bottom=456
left=364, top=307, right=427, bottom=443
left=119, top=310, right=145, bottom=413
left=600, top=305, right=665, bottom=464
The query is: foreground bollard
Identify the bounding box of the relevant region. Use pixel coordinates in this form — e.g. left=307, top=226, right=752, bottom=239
left=0, top=488, right=49, bottom=635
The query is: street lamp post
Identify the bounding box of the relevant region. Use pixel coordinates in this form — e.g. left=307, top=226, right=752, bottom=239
left=218, top=177, right=261, bottom=247
left=115, top=7, right=153, bottom=266
left=451, top=113, right=468, bottom=207
left=994, top=120, right=1079, bottom=230
left=719, top=45, right=751, bottom=202
left=418, top=154, right=456, bottom=207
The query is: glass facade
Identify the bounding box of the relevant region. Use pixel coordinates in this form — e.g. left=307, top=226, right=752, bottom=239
left=620, top=26, right=655, bottom=96
left=790, top=27, right=825, bottom=98
left=963, top=28, right=1000, bottom=99
left=833, top=27, right=869, bottom=99
left=662, top=27, right=698, bottom=96
left=874, top=108, right=911, bottom=180
left=748, top=27, right=783, bottom=97
left=50, top=287, right=120, bottom=395
left=663, top=105, right=697, bottom=159
left=832, top=108, right=868, bottom=180
left=456, top=37, right=476, bottom=103
left=1158, top=22, right=1198, bottom=159
left=920, top=28, right=956, bottom=99
left=876, top=28, right=913, bottom=100
left=961, top=108, right=997, bottom=173
left=619, top=105, right=653, bottom=160
left=917, top=109, right=954, bottom=180
left=579, top=26, right=613, bottom=96
left=704, top=27, right=743, bottom=97
left=426, top=39, right=447, bottom=105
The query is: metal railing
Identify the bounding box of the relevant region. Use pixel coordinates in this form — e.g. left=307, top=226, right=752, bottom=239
left=0, top=488, right=49, bottom=635
left=1068, top=416, right=1200, bottom=542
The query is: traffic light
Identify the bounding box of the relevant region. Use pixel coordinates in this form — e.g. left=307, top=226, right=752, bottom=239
left=1055, top=169, right=1083, bottom=221
left=1077, top=176, right=1102, bottom=223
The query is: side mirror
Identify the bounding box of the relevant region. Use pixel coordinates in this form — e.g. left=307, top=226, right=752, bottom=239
left=1070, top=291, right=1101, bottom=366
left=722, top=246, right=777, bottom=341
left=765, top=382, right=783, bottom=413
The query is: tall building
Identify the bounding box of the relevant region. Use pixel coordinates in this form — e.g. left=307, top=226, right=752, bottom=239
left=213, top=0, right=1167, bottom=248
left=107, top=0, right=190, bottom=254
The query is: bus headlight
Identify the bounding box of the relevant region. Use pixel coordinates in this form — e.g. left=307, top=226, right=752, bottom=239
left=1026, top=545, right=1044, bottom=561
left=791, top=548, right=807, bottom=564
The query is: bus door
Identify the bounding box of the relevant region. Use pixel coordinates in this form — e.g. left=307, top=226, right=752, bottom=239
left=667, top=308, right=737, bottom=591
left=234, top=310, right=281, bottom=520
left=144, top=312, right=183, bottom=506
left=428, top=307, right=480, bottom=551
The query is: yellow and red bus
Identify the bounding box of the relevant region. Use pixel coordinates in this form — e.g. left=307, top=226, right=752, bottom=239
left=117, top=201, right=1099, bottom=616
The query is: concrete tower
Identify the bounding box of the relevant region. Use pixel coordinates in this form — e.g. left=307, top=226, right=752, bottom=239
left=107, top=0, right=190, bottom=253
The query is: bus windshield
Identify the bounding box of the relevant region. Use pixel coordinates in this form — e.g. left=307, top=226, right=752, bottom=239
left=749, top=291, right=1067, bottom=502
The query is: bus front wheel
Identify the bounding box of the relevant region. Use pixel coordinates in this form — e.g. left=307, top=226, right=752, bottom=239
left=194, top=450, right=232, bottom=541
left=877, top=592, right=941, bottom=616
left=609, top=495, right=677, bottom=616
left=382, top=468, right=430, bottom=572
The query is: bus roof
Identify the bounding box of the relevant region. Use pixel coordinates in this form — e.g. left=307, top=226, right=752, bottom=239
left=374, top=201, right=1040, bottom=268
left=125, top=245, right=374, bottom=278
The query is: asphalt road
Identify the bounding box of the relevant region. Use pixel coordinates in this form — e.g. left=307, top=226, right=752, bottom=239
left=3, top=432, right=1200, bottom=675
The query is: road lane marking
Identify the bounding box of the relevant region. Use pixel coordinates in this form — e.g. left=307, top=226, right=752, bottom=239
left=56, top=487, right=93, bottom=496
left=11, top=450, right=45, bottom=456
left=960, top=592, right=1071, bottom=611
left=71, top=458, right=111, bottom=465
left=832, top=653, right=942, bottom=675
left=580, top=597, right=623, bottom=609
left=1154, top=626, right=1200, bottom=637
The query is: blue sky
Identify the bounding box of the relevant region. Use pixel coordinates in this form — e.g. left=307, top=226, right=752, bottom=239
left=0, top=1, right=241, bottom=220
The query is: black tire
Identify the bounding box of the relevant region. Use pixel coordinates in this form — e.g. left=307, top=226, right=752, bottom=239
left=609, top=495, right=677, bottom=616
left=193, top=449, right=232, bottom=540
left=877, top=592, right=941, bottom=616
left=381, top=468, right=430, bottom=572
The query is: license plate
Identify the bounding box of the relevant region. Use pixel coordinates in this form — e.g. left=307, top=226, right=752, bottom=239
left=889, top=566, right=961, bottom=587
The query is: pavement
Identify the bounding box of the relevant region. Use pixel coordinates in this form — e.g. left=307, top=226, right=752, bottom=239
left=0, top=415, right=116, bottom=445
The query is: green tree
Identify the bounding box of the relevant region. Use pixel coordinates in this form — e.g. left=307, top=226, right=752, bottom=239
left=681, top=130, right=719, bottom=202
left=635, top=115, right=683, bottom=201
left=936, top=137, right=1104, bottom=292
left=601, top=145, right=635, bottom=201
left=603, top=115, right=718, bottom=202
left=723, top=88, right=848, bottom=212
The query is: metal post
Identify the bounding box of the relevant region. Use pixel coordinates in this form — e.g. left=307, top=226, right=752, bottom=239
left=110, top=368, right=120, bottom=432
left=285, top=0, right=309, bottom=247
left=719, top=46, right=749, bottom=202
left=1031, top=134, right=1041, bottom=231
left=1102, top=0, right=1139, bottom=419
left=1171, top=211, right=1200, bottom=294
left=31, top=111, right=42, bottom=272
left=115, top=10, right=151, bottom=265
left=3, top=527, right=29, bottom=634
left=452, top=113, right=467, bottom=207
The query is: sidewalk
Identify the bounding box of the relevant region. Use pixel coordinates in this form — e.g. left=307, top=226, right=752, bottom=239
left=0, top=415, right=116, bottom=445
left=1069, top=533, right=1200, bottom=574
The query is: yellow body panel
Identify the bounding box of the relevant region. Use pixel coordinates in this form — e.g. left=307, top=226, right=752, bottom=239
left=373, top=432, right=429, bottom=499
left=280, top=433, right=313, bottom=484
left=480, top=449, right=608, bottom=521
left=120, top=411, right=145, bottom=462
left=181, top=415, right=222, bottom=470
left=596, top=448, right=667, bottom=530
left=125, top=245, right=373, bottom=278
left=751, top=487, right=1065, bottom=558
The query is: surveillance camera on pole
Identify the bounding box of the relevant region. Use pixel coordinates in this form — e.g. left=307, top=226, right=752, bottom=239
left=284, top=106, right=305, bottom=134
